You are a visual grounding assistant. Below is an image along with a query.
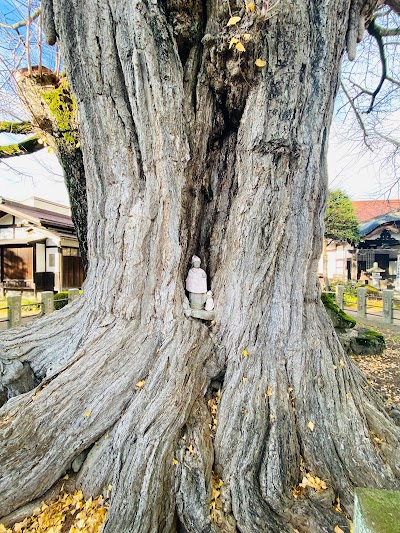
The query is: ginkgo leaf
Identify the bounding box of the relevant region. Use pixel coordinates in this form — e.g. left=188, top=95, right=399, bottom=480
left=108, top=484, right=113, bottom=491
left=307, top=421, right=315, bottom=431
left=246, top=2, right=255, bottom=12
left=227, top=16, right=241, bottom=26
left=63, top=474, right=69, bottom=480
left=242, top=348, right=248, bottom=357
left=270, top=413, right=275, bottom=422
left=242, top=376, right=248, bottom=383
left=255, top=58, right=267, bottom=67
left=172, top=458, right=179, bottom=465
left=346, top=392, right=350, bottom=400
left=339, top=359, right=345, bottom=367
left=235, top=42, right=246, bottom=52
left=243, top=33, right=251, bottom=41
left=104, top=434, right=110, bottom=439
left=136, top=380, right=146, bottom=388
left=229, top=37, right=240, bottom=49
left=84, top=410, right=92, bottom=417
left=267, top=385, right=273, bottom=397
left=188, top=444, right=194, bottom=454
left=334, top=527, right=344, bottom=533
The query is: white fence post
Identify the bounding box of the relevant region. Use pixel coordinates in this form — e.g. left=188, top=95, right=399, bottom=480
left=41, top=291, right=54, bottom=315
left=68, top=288, right=80, bottom=303
left=336, top=285, right=344, bottom=310
left=357, top=287, right=367, bottom=319
left=7, top=295, right=21, bottom=328
left=382, top=290, right=394, bottom=324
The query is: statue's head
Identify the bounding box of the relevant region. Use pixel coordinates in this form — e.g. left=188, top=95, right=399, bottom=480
left=192, top=255, right=201, bottom=268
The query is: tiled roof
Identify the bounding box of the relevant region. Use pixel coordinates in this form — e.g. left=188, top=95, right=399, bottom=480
left=352, top=200, right=400, bottom=222
left=0, top=198, right=74, bottom=230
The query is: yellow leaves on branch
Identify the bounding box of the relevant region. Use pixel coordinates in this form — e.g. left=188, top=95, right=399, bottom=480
left=235, top=42, right=246, bottom=52
left=0, top=491, right=108, bottom=533
left=227, top=16, right=241, bottom=26
left=246, top=2, right=255, bottom=13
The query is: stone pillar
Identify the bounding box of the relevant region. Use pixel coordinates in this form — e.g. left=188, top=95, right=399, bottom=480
left=357, top=287, right=367, bottom=319
left=41, top=291, right=54, bottom=315
left=68, top=288, right=80, bottom=303
left=382, top=290, right=393, bottom=324
left=335, top=285, right=344, bottom=310
left=7, top=295, right=21, bottom=328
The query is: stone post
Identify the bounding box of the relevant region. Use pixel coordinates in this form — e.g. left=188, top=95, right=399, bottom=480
left=41, top=291, right=54, bottom=315
left=7, top=295, right=21, bottom=328
left=354, top=488, right=400, bottom=533
left=335, top=285, right=344, bottom=310
left=357, top=287, right=367, bottom=319
left=382, top=290, right=393, bottom=324
left=68, top=288, right=80, bottom=303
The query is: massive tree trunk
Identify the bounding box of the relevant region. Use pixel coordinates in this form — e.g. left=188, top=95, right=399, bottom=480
left=1, top=1, right=399, bottom=532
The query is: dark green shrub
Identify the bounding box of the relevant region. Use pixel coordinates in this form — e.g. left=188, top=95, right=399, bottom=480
left=54, top=291, right=69, bottom=310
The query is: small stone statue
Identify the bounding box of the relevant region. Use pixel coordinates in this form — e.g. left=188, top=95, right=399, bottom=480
left=205, top=290, right=214, bottom=311
left=184, top=255, right=215, bottom=321
left=186, top=255, right=208, bottom=310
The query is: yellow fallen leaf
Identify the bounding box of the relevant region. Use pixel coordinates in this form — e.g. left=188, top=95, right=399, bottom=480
left=334, top=527, right=344, bottom=533
left=136, top=380, right=146, bottom=388
left=255, top=58, right=267, bottom=67
left=270, top=414, right=275, bottom=422
left=339, top=359, right=345, bottom=367
left=63, top=474, right=69, bottom=480
left=346, top=392, right=350, bottom=400
left=242, top=376, right=248, bottom=383
left=172, top=458, right=179, bottom=465
left=242, top=348, right=248, bottom=357
left=333, top=365, right=337, bottom=370
left=229, top=37, right=239, bottom=49
left=246, top=2, right=255, bottom=12
left=227, top=16, right=241, bottom=26
left=84, top=410, right=92, bottom=417
left=108, top=484, right=113, bottom=491
left=243, top=33, right=251, bottom=41
left=307, top=421, right=315, bottom=431
left=236, top=42, right=246, bottom=52
left=188, top=444, right=194, bottom=454
left=104, top=434, right=110, bottom=439
left=267, top=385, right=273, bottom=397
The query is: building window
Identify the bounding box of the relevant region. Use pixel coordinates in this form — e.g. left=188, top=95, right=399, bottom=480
left=49, top=254, right=56, bottom=267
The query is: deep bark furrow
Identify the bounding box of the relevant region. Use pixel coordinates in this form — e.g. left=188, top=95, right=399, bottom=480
left=3, top=0, right=399, bottom=532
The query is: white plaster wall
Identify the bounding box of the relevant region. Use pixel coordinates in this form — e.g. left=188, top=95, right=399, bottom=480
left=36, top=243, right=46, bottom=272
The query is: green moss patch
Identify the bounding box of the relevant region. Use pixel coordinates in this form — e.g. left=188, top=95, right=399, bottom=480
left=41, top=78, right=79, bottom=146
left=321, top=292, right=356, bottom=329
left=355, top=488, right=400, bottom=533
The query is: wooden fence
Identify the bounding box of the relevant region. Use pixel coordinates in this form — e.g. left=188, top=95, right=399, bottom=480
left=335, top=285, right=400, bottom=326
left=0, top=289, right=80, bottom=330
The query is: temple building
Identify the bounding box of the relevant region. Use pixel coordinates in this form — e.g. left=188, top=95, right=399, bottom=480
left=319, top=200, right=400, bottom=288
left=0, top=197, right=84, bottom=295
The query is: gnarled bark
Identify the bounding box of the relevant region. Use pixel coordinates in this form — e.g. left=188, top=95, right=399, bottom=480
left=1, top=1, right=399, bottom=532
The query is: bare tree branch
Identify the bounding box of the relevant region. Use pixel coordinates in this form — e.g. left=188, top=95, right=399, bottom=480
left=366, top=19, right=388, bottom=112
left=385, top=0, right=400, bottom=16
left=0, top=7, right=40, bottom=30
left=340, top=81, right=372, bottom=148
